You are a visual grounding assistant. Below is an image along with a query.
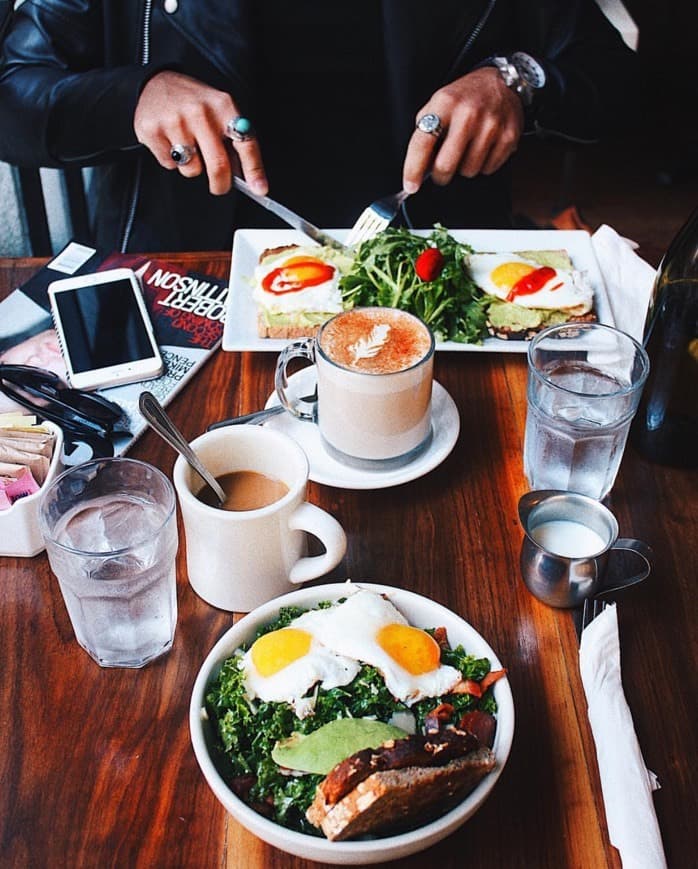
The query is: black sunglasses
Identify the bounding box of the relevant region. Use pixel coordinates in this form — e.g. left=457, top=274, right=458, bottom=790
left=0, top=364, right=130, bottom=438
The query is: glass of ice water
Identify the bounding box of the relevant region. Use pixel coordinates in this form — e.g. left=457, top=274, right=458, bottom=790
left=39, top=458, right=178, bottom=668
left=524, top=323, right=650, bottom=500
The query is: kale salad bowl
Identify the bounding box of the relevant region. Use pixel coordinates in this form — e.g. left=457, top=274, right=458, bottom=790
left=189, top=581, right=514, bottom=865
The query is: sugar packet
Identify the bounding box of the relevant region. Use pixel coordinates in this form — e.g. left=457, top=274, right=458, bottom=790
left=0, top=412, right=56, bottom=509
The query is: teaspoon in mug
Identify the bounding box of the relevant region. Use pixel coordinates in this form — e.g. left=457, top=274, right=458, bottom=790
left=138, top=391, right=225, bottom=505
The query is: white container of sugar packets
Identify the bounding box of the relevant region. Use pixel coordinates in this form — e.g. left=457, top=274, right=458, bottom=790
left=0, top=422, right=64, bottom=557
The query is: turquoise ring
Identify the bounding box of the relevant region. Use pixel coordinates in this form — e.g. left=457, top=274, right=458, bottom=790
left=225, top=116, right=255, bottom=142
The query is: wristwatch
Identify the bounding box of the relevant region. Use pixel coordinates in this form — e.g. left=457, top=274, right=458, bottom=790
left=483, top=52, right=546, bottom=107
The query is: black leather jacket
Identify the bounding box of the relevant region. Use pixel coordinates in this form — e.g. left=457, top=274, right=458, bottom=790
left=0, top=0, right=636, bottom=252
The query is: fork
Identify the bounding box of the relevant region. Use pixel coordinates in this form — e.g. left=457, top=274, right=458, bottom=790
left=345, top=188, right=412, bottom=247
left=579, top=595, right=608, bottom=638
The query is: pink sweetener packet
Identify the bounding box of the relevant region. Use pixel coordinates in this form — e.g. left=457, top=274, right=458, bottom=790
left=1, top=467, right=40, bottom=505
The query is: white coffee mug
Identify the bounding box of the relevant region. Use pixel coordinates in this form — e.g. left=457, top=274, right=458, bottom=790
left=173, top=426, right=346, bottom=612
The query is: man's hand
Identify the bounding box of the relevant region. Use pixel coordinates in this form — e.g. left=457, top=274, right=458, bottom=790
left=403, top=68, right=524, bottom=193
left=134, top=70, right=268, bottom=196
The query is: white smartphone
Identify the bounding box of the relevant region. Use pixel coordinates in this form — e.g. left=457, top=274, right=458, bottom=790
left=48, top=267, right=164, bottom=390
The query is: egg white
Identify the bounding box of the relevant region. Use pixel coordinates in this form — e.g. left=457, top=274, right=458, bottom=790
left=252, top=246, right=344, bottom=315
left=291, top=588, right=462, bottom=705
left=468, top=252, right=593, bottom=312
left=241, top=632, right=360, bottom=717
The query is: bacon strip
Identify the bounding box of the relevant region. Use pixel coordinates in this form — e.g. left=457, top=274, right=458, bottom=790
left=459, top=710, right=496, bottom=748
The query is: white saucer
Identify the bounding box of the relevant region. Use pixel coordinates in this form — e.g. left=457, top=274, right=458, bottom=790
left=263, top=369, right=460, bottom=489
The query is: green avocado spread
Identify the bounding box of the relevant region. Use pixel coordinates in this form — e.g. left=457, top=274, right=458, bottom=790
left=261, top=309, right=338, bottom=328
left=486, top=299, right=570, bottom=332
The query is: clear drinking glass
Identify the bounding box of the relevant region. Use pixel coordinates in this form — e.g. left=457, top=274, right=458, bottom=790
left=523, top=323, right=650, bottom=500
left=39, top=457, right=178, bottom=668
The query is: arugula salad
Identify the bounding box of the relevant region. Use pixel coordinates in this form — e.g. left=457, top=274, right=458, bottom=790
left=339, top=225, right=489, bottom=345
left=205, top=600, right=499, bottom=836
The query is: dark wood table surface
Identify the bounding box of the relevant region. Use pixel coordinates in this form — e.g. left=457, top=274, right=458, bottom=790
left=1, top=252, right=695, bottom=869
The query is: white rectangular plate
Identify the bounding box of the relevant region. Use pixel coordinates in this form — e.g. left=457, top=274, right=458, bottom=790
left=222, top=228, right=611, bottom=353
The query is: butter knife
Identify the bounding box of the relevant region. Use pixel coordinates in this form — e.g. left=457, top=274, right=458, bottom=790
left=233, top=176, right=348, bottom=253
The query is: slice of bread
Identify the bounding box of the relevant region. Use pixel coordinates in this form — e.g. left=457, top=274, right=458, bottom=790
left=487, top=308, right=597, bottom=340
left=256, top=311, right=327, bottom=339
left=306, top=747, right=496, bottom=841
left=257, top=309, right=334, bottom=338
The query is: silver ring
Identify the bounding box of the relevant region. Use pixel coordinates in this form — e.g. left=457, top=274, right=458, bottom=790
left=416, top=113, right=444, bottom=138
left=225, top=116, right=255, bottom=143
left=170, top=143, right=196, bottom=166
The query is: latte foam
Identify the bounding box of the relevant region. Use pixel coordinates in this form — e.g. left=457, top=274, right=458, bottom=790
left=319, top=308, right=433, bottom=374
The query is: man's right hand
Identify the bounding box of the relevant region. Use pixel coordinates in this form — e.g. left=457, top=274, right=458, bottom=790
left=134, top=70, right=268, bottom=196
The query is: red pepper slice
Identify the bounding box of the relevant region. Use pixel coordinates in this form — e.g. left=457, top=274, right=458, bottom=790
left=451, top=678, right=483, bottom=698
left=262, top=257, right=335, bottom=295
left=479, top=669, right=507, bottom=692
left=506, top=266, right=556, bottom=302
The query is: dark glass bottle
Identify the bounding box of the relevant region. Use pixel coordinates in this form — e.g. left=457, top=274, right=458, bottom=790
left=631, top=207, right=698, bottom=467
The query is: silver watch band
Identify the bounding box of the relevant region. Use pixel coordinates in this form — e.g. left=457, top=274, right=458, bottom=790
left=484, top=53, right=545, bottom=107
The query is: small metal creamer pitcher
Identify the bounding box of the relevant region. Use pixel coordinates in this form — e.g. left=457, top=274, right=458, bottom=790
left=518, top=490, right=652, bottom=608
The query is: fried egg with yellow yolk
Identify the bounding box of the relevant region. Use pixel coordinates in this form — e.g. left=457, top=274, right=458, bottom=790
left=241, top=626, right=360, bottom=716
left=290, top=588, right=462, bottom=705
left=469, top=252, right=593, bottom=313
left=252, top=245, right=344, bottom=315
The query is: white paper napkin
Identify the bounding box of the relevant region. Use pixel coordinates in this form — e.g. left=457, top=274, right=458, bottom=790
left=590, top=225, right=657, bottom=341
left=579, top=603, right=667, bottom=868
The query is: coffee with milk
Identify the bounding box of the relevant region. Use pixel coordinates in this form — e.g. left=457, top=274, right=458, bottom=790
left=197, top=470, right=289, bottom=511
left=276, top=307, right=435, bottom=466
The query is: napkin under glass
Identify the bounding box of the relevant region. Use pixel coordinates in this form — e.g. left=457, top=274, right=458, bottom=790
left=579, top=603, right=667, bottom=868
left=590, top=224, right=657, bottom=341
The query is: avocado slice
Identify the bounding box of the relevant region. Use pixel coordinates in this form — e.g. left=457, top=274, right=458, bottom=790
left=271, top=718, right=408, bottom=774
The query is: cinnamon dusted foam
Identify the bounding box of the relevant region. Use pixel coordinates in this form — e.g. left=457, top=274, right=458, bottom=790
left=319, top=308, right=433, bottom=373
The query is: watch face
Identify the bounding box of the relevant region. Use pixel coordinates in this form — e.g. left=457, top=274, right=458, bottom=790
left=511, top=51, right=546, bottom=89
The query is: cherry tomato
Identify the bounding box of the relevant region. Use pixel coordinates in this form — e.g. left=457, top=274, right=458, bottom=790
left=414, top=247, right=445, bottom=282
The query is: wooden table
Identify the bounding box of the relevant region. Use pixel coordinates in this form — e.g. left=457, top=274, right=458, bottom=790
left=1, top=253, right=695, bottom=869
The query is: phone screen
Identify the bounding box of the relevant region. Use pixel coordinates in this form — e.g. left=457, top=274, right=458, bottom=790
left=52, top=278, right=157, bottom=373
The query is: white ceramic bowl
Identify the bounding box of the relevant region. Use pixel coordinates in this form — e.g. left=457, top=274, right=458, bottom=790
left=190, top=581, right=515, bottom=865
left=0, top=421, right=64, bottom=557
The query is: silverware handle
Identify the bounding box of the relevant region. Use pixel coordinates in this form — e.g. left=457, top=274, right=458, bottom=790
left=139, top=391, right=225, bottom=502
left=207, top=405, right=285, bottom=430
left=233, top=176, right=283, bottom=216
left=232, top=177, right=347, bottom=252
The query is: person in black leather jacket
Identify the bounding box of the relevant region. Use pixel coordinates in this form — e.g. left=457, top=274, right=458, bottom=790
left=0, top=1, right=636, bottom=253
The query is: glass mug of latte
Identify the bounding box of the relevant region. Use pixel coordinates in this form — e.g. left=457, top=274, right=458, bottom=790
left=275, top=307, right=435, bottom=467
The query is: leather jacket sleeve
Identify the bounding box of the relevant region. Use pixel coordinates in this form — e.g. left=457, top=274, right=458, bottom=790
left=512, top=0, right=638, bottom=141
left=0, top=0, right=158, bottom=167
left=1, top=0, right=636, bottom=171
left=382, top=0, right=637, bottom=149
